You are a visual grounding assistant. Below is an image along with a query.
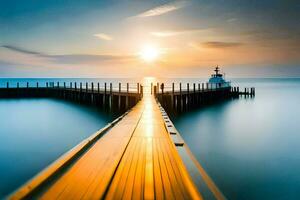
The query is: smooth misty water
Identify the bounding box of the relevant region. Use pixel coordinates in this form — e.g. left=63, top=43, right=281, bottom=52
left=0, top=98, right=114, bottom=197
left=172, top=78, right=300, bottom=200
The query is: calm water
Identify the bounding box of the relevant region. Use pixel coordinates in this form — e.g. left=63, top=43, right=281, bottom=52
left=0, top=98, right=114, bottom=197
left=172, top=78, right=300, bottom=200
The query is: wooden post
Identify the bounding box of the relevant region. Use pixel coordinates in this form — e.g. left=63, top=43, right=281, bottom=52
left=202, top=83, right=204, bottom=91
left=140, top=85, right=143, bottom=99
left=7, top=82, right=9, bottom=88
left=193, top=83, right=195, bottom=93
left=46, top=82, right=48, bottom=88
left=198, top=83, right=200, bottom=104
left=57, top=82, right=59, bottom=88
left=75, top=82, right=77, bottom=90
left=151, top=82, right=153, bottom=95
left=80, top=82, right=82, bottom=91
left=161, top=83, right=164, bottom=105
left=180, top=82, right=182, bottom=111
left=17, top=82, right=19, bottom=88
left=86, top=82, right=88, bottom=92
left=126, top=83, right=129, bottom=109
left=172, top=83, right=175, bottom=108
left=103, top=82, right=107, bottom=107
left=91, top=82, right=94, bottom=103
left=153, top=86, right=157, bottom=96
left=64, top=82, right=66, bottom=89
left=157, top=83, right=159, bottom=94
left=97, top=82, right=100, bottom=93
left=193, top=83, right=196, bottom=106
left=187, top=83, right=190, bottom=108
left=118, top=83, right=121, bottom=110
left=179, top=83, right=182, bottom=94
left=137, top=83, right=140, bottom=94
left=70, top=82, right=72, bottom=89
left=27, top=82, right=29, bottom=88
left=110, top=83, right=113, bottom=110
left=37, top=82, right=39, bottom=88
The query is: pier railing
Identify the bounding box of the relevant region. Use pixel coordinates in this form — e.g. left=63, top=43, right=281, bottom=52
left=1, top=81, right=142, bottom=93
left=0, top=82, right=143, bottom=112
left=153, top=82, right=255, bottom=113
left=152, top=82, right=254, bottom=95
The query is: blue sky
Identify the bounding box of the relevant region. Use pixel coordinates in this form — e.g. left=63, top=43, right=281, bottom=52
left=0, top=0, right=299, bottom=77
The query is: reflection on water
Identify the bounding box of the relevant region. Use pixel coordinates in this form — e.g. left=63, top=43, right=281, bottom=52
left=0, top=98, right=114, bottom=197
left=172, top=78, right=300, bottom=200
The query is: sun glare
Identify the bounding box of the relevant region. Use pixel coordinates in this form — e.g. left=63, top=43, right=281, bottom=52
left=140, top=45, right=159, bottom=62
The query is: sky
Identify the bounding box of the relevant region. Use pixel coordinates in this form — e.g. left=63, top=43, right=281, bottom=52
left=0, top=0, right=299, bottom=78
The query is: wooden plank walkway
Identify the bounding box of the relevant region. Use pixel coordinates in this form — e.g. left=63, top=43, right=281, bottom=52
left=11, top=94, right=202, bottom=200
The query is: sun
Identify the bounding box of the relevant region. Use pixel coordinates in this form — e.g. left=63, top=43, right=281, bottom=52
left=140, top=45, right=159, bottom=62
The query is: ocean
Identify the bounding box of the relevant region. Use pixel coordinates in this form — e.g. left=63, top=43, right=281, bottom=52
left=171, top=78, right=300, bottom=200
left=0, top=93, right=116, bottom=197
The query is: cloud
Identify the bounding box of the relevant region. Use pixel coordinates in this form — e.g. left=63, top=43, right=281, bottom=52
left=93, top=33, right=113, bottom=41
left=0, top=45, right=135, bottom=66
left=151, top=31, right=179, bottom=37
left=2, top=45, right=45, bottom=56
left=227, top=18, right=237, bottom=23
left=133, top=1, right=188, bottom=18
left=150, top=28, right=210, bottom=37
left=202, top=41, right=243, bottom=48
left=49, top=54, right=134, bottom=64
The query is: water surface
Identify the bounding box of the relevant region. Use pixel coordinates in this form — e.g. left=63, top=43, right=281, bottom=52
left=0, top=98, right=114, bottom=197
left=172, top=78, right=300, bottom=200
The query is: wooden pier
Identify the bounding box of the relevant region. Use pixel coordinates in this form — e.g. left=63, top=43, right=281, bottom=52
left=154, top=83, right=255, bottom=113
left=8, top=92, right=227, bottom=200
left=0, top=82, right=142, bottom=112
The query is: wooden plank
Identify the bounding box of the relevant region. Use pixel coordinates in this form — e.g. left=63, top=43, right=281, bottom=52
left=161, top=138, right=190, bottom=198
left=132, top=138, right=146, bottom=200
left=155, top=139, right=176, bottom=200
left=105, top=138, right=139, bottom=199
left=153, top=138, right=164, bottom=200
left=158, top=139, right=185, bottom=199
left=144, top=138, right=154, bottom=199
left=121, top=138, right=142, bottom=199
